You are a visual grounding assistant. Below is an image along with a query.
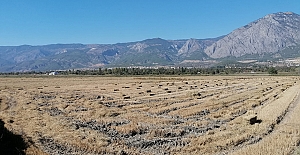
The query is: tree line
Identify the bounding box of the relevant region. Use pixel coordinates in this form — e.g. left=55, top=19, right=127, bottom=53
left=0, top=66, right=296, bottom=76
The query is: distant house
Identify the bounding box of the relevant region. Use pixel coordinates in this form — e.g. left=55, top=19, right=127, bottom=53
left=49, top=71, right=58, bottom=75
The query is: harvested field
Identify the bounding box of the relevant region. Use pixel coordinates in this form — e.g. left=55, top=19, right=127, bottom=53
left=1, top=76, right=300, bottom=154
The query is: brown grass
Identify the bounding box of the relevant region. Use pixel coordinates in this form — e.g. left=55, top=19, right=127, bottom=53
left=0, top=76, right=300, bottom=154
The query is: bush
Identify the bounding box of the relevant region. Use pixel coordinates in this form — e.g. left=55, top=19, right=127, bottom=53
left=268, top=67, right=278, bottom=75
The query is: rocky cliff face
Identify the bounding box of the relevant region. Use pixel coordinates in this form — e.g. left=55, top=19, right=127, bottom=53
left=178, top=39, right=203, bottom=56
left=204, top=12, right=300, bottom=58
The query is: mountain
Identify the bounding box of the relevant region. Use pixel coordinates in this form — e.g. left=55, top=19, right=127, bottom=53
left=178, top=38, right=203, bottom=56
left=205, top=12, right=300, bottom=58
left=0, top=12, right=300, bottom=72
left=0, top=38, right=219, bottom=72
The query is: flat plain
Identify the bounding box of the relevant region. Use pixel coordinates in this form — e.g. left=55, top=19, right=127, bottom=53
left=1, top=76, right=300, bottom=155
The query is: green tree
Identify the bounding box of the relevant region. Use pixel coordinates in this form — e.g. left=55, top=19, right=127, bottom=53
left=268, top=67, right=278, bottom=75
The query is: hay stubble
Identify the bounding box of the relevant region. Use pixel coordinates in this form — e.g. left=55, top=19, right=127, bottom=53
left=0, top=76, right=300, bottom=154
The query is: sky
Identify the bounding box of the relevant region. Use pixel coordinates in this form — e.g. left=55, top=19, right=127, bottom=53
left=0, top=0, right=299, bottom=46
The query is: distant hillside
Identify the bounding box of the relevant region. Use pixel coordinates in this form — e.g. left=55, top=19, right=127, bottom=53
left=0, top=12, right=300, bottom=72
left=0, top=38, right=217, bottom=72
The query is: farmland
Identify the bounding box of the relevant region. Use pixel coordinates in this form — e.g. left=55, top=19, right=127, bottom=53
left=1, top=76, right=300, bottom=154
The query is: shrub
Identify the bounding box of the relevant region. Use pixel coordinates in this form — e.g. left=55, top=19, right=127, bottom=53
left=268, top=67, right=278, bottom=75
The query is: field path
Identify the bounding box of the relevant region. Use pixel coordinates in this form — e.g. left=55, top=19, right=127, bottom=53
left=231, top=83, right=300, bottom=155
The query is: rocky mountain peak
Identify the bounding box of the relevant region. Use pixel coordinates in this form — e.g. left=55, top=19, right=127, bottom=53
left=204, top=12, right=300, bottom=58
left=262, top=12, right=300, bottom=25
left=178, top=38, right=202, bottom=56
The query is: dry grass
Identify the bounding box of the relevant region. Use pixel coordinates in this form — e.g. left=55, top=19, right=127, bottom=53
left=0, top=76, right=300, bottom=154
left=232, top=84, right=300, bottom=155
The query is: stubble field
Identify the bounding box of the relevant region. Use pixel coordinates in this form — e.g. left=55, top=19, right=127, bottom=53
left=1, top=75, right=300, bottom=155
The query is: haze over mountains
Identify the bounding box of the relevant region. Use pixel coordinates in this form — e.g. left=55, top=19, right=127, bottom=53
left=1, top=12, right=300, bottom=72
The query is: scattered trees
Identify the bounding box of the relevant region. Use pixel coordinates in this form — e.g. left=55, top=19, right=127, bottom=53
left=1, top=66, right=300, bottom=76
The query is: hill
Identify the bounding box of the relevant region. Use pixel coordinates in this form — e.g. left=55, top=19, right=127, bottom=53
left=0, top=12, right=300, bottom=72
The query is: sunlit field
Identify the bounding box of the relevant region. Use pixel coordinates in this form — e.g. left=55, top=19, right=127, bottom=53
left=1, top=76, right=300, bottom=154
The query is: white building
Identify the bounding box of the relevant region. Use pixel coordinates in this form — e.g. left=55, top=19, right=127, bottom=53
left=49, top=71, right=58, bottom=75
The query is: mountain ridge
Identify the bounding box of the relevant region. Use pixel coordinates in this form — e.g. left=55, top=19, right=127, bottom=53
left=1, top=12, right=300, bottom=72
left=204, top=12, right=300, bottom=58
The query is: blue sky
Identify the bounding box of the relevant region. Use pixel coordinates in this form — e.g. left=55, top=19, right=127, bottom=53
left=0, top=0, right=299, bottom=46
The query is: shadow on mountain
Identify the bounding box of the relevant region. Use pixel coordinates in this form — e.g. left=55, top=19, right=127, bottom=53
left=0, top=119, right=27, bottom=155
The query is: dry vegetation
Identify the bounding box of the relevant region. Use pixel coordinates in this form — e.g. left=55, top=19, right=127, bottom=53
left=1, top=76, right=300, bottom=154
